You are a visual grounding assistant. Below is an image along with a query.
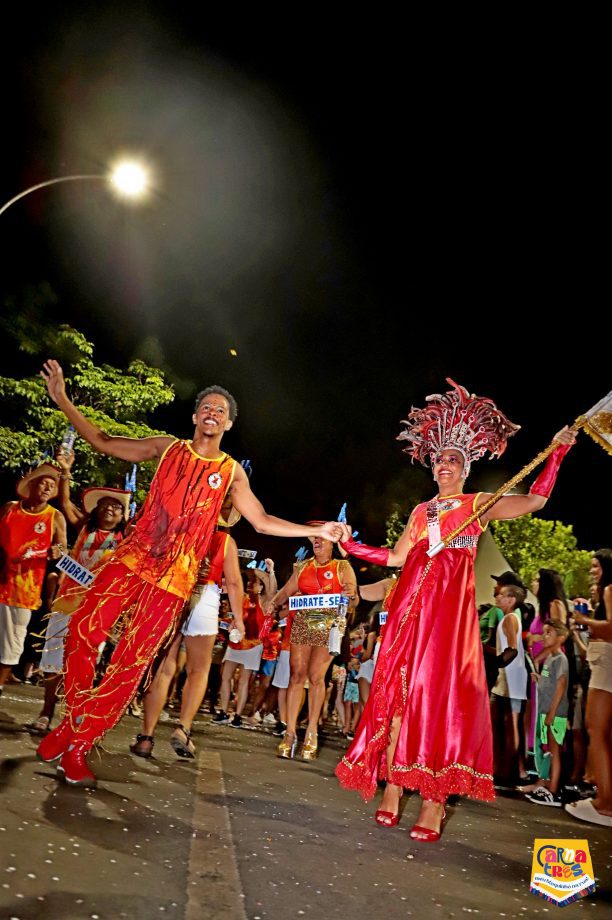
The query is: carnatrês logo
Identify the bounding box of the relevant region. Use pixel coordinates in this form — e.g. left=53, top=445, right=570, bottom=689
left=530, top=839, right=596, bottom=905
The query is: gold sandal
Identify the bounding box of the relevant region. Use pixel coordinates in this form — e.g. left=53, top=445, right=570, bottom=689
left=300, top=731, right=318, bottom=761
left=276, top=731, right=298, bottom=759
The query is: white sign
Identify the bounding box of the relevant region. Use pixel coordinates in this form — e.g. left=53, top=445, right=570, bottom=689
left=57, top=553, right=94, bottom=588
left=237, top=549, right=257, bottom=559
left=289, top=594, right=341, bottom=611
left=379, top=611, right=388, bottom=624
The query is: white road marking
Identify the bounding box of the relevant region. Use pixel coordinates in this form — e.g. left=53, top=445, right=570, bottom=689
left=186, top=750, right=246, bottom=920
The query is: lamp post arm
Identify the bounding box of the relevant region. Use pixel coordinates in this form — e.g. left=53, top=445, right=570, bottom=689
left=0, top=175, right=104, bottom=216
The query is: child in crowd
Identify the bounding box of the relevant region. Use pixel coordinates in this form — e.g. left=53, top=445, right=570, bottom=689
left=519, top=619, right=570, bottom=807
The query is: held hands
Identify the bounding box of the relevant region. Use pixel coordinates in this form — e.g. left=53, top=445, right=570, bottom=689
left=319, top=521, right=345, bottom=543
left=337, top=523, right=353, bottom=544
left=41, top=360, right=67, bottom=405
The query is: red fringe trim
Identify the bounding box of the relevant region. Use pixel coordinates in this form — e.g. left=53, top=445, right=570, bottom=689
left=336, top=759, right=495, bottom=804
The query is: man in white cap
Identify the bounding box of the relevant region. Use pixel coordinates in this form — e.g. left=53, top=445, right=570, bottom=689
left=0, top=463, right=67, bottom=691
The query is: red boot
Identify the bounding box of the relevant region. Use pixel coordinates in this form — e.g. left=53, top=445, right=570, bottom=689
left=37, top=717, right=74, bottom=763
left=57, top=741, right=97, bottom=788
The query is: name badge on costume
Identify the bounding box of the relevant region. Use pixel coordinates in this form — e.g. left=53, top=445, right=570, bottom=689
left=289, top=594, right=341, bottom=611
left=379, top=611, right=388, bottom=625
left=56, top=553, right=94, bottom=588
left=237, top=549, right=258, bottom=559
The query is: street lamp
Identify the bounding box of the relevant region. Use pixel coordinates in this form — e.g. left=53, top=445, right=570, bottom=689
left=0, top=159, right=151, bottom=216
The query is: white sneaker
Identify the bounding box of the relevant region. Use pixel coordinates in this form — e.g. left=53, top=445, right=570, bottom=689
left=251, top=710, right=262, bottom=724
left=263, top=713, right=276, bottom=725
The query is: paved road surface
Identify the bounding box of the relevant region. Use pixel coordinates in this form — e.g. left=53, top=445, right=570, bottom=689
left=1, top=684, right=610, bottom=919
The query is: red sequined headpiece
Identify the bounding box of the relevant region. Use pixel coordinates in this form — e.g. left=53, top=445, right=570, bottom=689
left=397, top=378, right=520, bottom=477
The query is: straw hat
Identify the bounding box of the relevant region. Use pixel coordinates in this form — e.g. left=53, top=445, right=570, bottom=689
left=82, top=487, right=131, bottom=519
left=16, top=463, right=61, bottom=500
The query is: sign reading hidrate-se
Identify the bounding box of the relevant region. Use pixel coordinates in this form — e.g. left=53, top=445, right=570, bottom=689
left=56, top=553, right=94, bottom=588
left=289, top=594, right=341, bottom=610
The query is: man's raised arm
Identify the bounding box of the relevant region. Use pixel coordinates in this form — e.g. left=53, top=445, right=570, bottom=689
left=41, top=360, right=174, bottom=462
left=229, top=464, right=341, bottom=541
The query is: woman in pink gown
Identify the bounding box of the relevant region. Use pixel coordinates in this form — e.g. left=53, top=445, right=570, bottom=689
left=336, top=379, right=576, bottom=841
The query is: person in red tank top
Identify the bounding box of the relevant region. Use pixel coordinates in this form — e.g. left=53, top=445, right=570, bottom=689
left=0, top=463, right=67, bottom=693
left=270, top=527, right=357, bottom=761
left=336, top=379, right=576, bottom=843
left=38, top=360, right=343, bottom=788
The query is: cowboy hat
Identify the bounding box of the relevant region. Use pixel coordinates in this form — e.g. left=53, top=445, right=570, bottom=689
left=16, top=462, right=61, bottom=500
left=82, top=486, right=131, bottom=519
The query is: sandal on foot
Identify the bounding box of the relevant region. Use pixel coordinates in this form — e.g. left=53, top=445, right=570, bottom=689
left=170, top=725, right=196, bottom=759
left=410, top=805, right=447, bottom=842
left=27, top=715, right=51, bottom=734
left=375, top=786, right=404, bottom=828
left=130, top=734, right=154, bottom=758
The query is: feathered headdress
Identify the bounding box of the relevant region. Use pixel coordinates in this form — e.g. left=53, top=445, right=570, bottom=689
left=397, top=378, right=520, bottom=477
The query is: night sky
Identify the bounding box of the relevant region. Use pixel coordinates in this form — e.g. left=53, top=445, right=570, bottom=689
left=2, top=4, right=609, bottom=574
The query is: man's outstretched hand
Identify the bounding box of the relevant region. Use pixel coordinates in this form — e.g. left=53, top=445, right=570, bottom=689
left=41, top=360, right=67, bottom=405
left=319, top=521, right=344, bottom=543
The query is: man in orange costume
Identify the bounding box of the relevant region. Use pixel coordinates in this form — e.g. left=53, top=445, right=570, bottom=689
left=0, top=463, right=67, bottom=692
left=37, top=359, right=341, bottom=786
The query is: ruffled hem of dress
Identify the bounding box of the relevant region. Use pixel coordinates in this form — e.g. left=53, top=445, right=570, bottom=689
left=336, top=758, right=495, bottom=804
left=335, top=758, right=379, bottom=801
left=388, top=764, right=495, bottom=803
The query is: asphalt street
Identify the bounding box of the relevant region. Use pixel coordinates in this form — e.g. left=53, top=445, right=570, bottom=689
left=1, top=684, right=610, bottom=920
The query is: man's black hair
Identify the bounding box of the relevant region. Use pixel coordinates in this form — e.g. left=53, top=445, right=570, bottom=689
left=194, top=386, right=238, bottom=421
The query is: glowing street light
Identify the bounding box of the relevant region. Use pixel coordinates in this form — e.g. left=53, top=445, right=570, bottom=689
left=108, top=160, right=150, bottom=199
left=0, top=158, right=152, bottom=217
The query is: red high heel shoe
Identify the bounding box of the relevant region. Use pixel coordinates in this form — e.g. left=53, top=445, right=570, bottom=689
left=375, top=786, right=404, bottom=827
left=410, top=803, right=447, bottom=842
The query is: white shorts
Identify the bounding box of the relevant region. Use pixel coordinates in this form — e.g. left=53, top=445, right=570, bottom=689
left=358, top=658, right=375, bottom=684
left=182, top=583, right=220, bottom=637
left=272, top=649, right=290, bottom=689
left=0, top=604, right=31, bottom=666
left=224, top=643, right=263, bottom=671
left=587, top=641, right=612, bottom=694
left=39, top=610, right=71, bottom=674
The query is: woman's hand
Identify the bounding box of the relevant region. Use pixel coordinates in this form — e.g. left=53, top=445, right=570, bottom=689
left=338, top=523, right=353, bottom=543
left=553, top=425, right=578, bottom=446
